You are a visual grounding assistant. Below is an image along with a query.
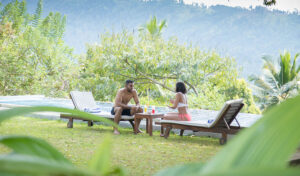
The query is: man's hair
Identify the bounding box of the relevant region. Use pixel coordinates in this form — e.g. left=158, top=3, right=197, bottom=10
left=125, top=80, right=134, bottom=85
left=176, top=82, right=187, bottom=94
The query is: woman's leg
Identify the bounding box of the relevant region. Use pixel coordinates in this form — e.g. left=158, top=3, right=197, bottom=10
left=163, top=112, right=180, bottom=120
left=160, top=113, right=181, bottom=137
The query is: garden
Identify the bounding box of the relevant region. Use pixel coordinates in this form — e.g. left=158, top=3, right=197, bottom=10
left=0, top=0, right=300, bottom=175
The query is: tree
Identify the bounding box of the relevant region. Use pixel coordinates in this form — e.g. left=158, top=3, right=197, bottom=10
left=250, top=51, right=300, bottom=111
left=80, top=29, right=260, bottom=113
left=0, top=0, right=78, bottom=97
left=263, top=0, right=276, bottom=6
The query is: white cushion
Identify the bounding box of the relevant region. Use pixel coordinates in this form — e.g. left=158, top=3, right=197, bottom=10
left=70, top=91, right=98, bottom=111
left=70, top=91, right=134, bottom=120
left=160, top=120, right=211, bottom=128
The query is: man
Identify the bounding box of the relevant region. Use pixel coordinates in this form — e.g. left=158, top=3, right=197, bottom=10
left=111, top=80, right=143, bottom=134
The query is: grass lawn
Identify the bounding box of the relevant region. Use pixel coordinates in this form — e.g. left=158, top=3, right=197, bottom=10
left=0, top=117, right=221, bottom=176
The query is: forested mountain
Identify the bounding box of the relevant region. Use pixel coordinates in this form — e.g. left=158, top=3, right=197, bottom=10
left=22, top=0, right=300, bottom=77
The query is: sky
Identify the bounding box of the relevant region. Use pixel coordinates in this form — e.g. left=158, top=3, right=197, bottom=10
left=177, top=0, right=300, bottom=13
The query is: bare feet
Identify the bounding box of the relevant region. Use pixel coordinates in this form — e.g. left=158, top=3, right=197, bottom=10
left=114, top=129, right=120, bottom=135
left=137, top=129, right=143, bottom=133
left=160, top=133, right=165, bottom=137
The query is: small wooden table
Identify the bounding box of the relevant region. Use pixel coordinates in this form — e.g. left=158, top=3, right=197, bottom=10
left=134, top=113, right=164, bottom=136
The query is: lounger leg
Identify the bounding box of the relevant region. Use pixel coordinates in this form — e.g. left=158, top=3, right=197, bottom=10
left=67, top=118, right=73, bottom=128
left=164, top=126, right=172, bottom=139
left=129, top=120, right=135, bottom=132
left=161, top=126, right=164, bottom=136
left=88, top=121, right=93, bottom=127
left=149, top=118, right=153, bottom=136
left=180, top=129, right=184, bottom=136
left=220, top=132, right=227, bottom=145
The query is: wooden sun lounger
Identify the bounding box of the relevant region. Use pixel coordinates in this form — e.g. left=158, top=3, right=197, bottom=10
left=60, top=91, right=135, bottom=130
left=156, top=99, right=244, bottom=145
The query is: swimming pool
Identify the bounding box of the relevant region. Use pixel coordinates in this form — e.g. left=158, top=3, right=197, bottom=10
left=0, top=95, right=261, bottom=127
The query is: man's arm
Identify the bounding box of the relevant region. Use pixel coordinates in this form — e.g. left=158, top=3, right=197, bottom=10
left=133, top=90, right=140, bottom=107
left=115, top=90, right=132, bottom=109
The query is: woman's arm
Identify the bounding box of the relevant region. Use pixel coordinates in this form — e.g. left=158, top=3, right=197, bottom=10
left=168, top=93, right=180, bottom=109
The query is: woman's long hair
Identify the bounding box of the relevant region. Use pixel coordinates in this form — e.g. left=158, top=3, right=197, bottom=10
left=175, top=82, right=187, bottom=94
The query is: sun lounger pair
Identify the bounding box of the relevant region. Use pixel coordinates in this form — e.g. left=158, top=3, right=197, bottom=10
left=156, top=99, right=244, bottom=145
left=60, top=91, right=135, bottom=130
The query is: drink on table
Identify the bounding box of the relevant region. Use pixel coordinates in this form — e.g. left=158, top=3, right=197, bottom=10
left=152, top=106, right=155, bottom=114
left=144, top=105, right=148, bottom=114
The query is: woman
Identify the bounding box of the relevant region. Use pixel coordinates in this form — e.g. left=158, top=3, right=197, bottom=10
left=164, top=82, right=191, bottom=121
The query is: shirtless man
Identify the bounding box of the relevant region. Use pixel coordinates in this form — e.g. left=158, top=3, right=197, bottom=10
left=111, top=80, right=143, bottom=135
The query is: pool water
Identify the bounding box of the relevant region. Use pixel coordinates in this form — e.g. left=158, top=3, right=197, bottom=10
left=0, top=96, right=261, bottom=127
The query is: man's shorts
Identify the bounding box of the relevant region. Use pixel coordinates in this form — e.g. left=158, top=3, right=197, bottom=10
left=111, top=107, right=131, bottom=116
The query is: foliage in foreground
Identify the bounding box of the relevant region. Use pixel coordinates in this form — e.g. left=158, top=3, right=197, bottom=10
left=0, top=106, right=124, bottom=176
left=250, top=51, right=300, bottom=111
left=1, top=95, right=300, bottom=175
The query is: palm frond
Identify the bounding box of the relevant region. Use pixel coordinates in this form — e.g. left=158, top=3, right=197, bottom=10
left=279, top=51, right=291, bottom=85
left=262, top=69, right=280, bottom=90
left=290, top=53, right=299, bottom=79
left=249, top=75, right=272, bottom=90
left=262, top=55, right=279, bottom=81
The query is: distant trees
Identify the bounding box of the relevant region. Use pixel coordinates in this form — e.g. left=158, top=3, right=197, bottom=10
left=0, top=1, right=261, bottom=113
left=0, top=0, right=78, bottom=97
left=80, top=17, right=260, bottom=113
left=250, top=51, right=300, bottom=111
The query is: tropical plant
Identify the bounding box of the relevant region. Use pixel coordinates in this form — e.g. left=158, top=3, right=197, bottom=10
left=138, top=16, right=167, bottom=38
left=0, top=106, right=125, bottom=176
left=250, top=51, right=300, bottom=111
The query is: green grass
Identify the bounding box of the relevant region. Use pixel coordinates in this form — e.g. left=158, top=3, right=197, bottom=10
left=0, top=117, right=221, bottom=176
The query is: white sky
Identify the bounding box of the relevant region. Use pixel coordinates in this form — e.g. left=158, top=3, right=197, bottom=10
left=178, top=0, right=300, bottom=13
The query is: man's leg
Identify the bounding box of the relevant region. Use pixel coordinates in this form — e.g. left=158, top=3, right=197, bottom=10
left=113, top=107, right=123, bottom=135
left=131, top=107, right=143, bottom=133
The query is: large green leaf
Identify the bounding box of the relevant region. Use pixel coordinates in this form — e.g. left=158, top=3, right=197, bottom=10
left=0, top=136, right=70, bottom=164
left=157, top=166, right=300, bottom=176
left=201, top=95, right=300, bottom=173
left=155, top=95, right=300, bottom=175
left=89, top=136, right=117, bottom=175
left=0, top=106, right=119, bottom=129
left=0, top=154, right=91, bottom=176
left=155, top=163, right=204, bottom=176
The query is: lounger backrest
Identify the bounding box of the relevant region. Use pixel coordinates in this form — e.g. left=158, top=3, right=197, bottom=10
left=70, top=91, right=98, bottom=111
left=209, top=99, right=244, bottom=128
